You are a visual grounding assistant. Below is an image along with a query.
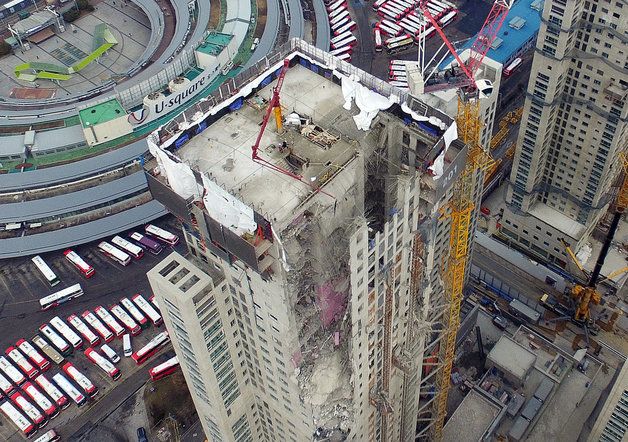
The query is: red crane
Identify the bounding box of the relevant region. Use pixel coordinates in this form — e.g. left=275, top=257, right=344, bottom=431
left=251, top=59, right=335, bottom=199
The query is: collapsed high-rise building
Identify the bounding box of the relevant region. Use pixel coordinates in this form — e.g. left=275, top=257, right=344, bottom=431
left=145, top=40, right=501, bottom=441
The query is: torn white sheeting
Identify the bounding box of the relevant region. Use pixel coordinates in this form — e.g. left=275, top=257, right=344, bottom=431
left=148, top=138, right=200, bottom=199
left=201, top=173, right=257, bottom=235
left=443, top=121, right=458, bottom=148
left=576, top=242, right=592, bottom=266
left=400, top=102, right=447, bottom=131
left=285, top=112, right=301, bottom=126
left=429, top=150, right=445, bottom=179
left=339, top=72, right=393, bottom=131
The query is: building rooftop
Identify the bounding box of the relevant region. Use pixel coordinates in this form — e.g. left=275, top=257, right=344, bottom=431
left=528, top=202, right=586, bottom=240
left=79, top=99, right=127, bottom=128
left=442, top=390, right=503, bottom=442
left=487, top=335, right=536, bottom=382
left=196, top=32, right=233, bottom=56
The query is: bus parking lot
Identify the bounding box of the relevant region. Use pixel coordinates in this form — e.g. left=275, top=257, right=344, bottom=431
left=0, top=216, right=184, bottom=440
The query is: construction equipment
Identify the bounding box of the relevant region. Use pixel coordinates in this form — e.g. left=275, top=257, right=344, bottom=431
left=415, top=1, right=514, bottom=440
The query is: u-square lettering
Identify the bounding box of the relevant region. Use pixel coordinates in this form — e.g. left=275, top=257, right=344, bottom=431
left=154, top=76, right=207, bottom=114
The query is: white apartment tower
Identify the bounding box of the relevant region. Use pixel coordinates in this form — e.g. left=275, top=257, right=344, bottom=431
left=145, top=41, right=497, bottom=441
left=502, top=0, right=628, bottom=264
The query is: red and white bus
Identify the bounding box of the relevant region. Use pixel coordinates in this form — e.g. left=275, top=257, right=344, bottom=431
left=378, top=5, right=403, bottom=20
left=330, top=45, right=352, bottom=58
left=111, top=235, right=144, bottom=259
left=133, top=294, right=163, bottom=326
left=0, top=372, right=14, bottom=395
left=81, top=311, right=114, bottom=343
left=438, top=9, right=457, bottom=27
left=22, top=382, right=58, bottom=420
left=331, top=35, right=357, bottom=50
left=416, top=25, right=436, bottom=41
left=330, top=30, right=352, bottom=46
left=337, top=52, right=351, bottom=62
left=330, top=17, right=349, bottom=33
left=380, top=19, right=402, bottom=36
left=51, top=373, right=85, bottom=408
left=329, top=10, right=349, bottom=26
left=5, top=347, right=38, bottom=379
left=149, top=295, right=160, bottom=312
left=11, top=391, right=47, bottom=428
left=30, top=336, right=63, bottom=366
left=333, top=20, right=356, bottom=36
left=377, top=22, right=401, bottom=37
left=328, top=4, right=347, bottom=20
left=372, top=0, right=386, bottom=10
left=128, top=232, right=163, bottom=255
left=0, top=400, right=37, bottom=439
left=84, top=348, right=121, bottom=381
left=31, top=256, right=60, bottom=287
left=389, top=80, right=409, bottom=89
left=327, top=0, right=345, bottom=13
left=503, top=57, right=523, bottom=77
left=34, top=375, right=69, bottom=410
left=145, top=224, right=179, bottom=246
left=399, top=20, right=420, bottom=37
left=120, top=298, right=148, bottom=330
left=38, top=325, right=71, bottom=357
left=17, top=340, right=49, bottom=373
left=94, top=306, right=125, bottom=338
left=132, top=331, right=170, bottom=365
left=0, top=356, right=26, bottom=386
left=149, top=356, right=179, bottom=381
left=97, top=241, right=131, bottom=266
left=49, top=317, right=83, bottom=350
left=63, top=250, right=94, bottom=278
left=110, top=304, right=141, bottom=336
left=34, top=429, right=61, bottom=442
left=62, top=363, right=97, bottom=398
left=39, top=283, right=84, bottom=311
left=67, top=315, right=100, bottom=346
left=374, top=27, right=383, bottom=52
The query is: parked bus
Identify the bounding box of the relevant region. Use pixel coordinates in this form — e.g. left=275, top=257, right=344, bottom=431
left=128, top=232, right=163, bottom=255
left=333, top=20, right=356, bottom=36
left=22, top=382, right=58, bottom=419
left=0, top=372, right=14, bottom=395
left=389, top=80, right=409, bottom=89
left=94, top=306, right=125, bottom=338
left=331, top=35, right=357, bottom=50
left=63, top=250, right=94, bottom=278
left=328, top=4, right=346, bottom=19
left=145, top=224, right=179, bottom=246
left=81, top=311, right=114, bottom=343
left=399, top=20, right=420, bottom=36
left=31, top=336, right=64, bottom=365
left=31, top=256, right=59, bottom=287
left=38, top=325, right=71, bottom=357
left=120, top=298, right=148, bottom=329
left=131, top=331, right=170, bottom=365
left=67, top=315, right=100, bottom=346
left=330, top=16, right=349, bottom=33
left=97, top=241, right=131, bottom=266
left=34, top=375, right=69, bottom=410
left=337, top=52, right=351, bottom=62
left=34, top=430, right=61, bottom=442
left=416, top=25, right=436, bottom=41
left=62, top=363, right=97, bottom=398
left=330, top=31, right=353, bottom=46
left=149, top=295, right=160, bottom=313
left=327, top=0, right=345, bottom=13
left=16, top=340, right=49, bottom=372
left=380, top=19, right=402, bottom=36
left=372, top=0, right=386, bottom=10
left=329, top=10, right=349, bottom=26
left=39, top=283, right=84, bottom=311
left=503, top=57, right=523, bottom=77
left=0, top=400, right=37, bottom=439
left=0, top=356, right=26, bottom=386
left=50, top=373, right=85, bottom=407
left=11, top=391, right=47, bottom=428
left=133, top=294, right=163, bottom=326
left=111, top=235, right=144, bottom=259
left=110, top=304, right=141, bottom=336
left=5, top=347, right=38, bottom=379
left=149, top=356, right=180, bottom=381
left=386, top=34, right=414, bottom=53
left=374, top=27, right=383, bottom=52
left=378, top=6, right=402, bottom=21
left=438, top=9, right=457, bottom=27
left=49, top=317, right=82, bottom=350
left=377, top=23, right=401, bottom=37
left=84, top=348, right=121, bottom=381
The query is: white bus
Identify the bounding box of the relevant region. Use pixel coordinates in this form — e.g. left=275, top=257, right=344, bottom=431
left=0, top=356, right=26, bottom=386
left=132, top=331, right=170, bottom=365
left=5, top=347, right=38, bottom=379
left=372, top=0, right=386, bottom=10
left=111, top=235, right=144, bottom=259
left=389, top=80, right=409, bottom=88
left=145, top=224, right=179, bottom=246
left=386, top=34, right=414, bottom=52
left=330, top=30, right=353, bottom=46
left=328, top=4, right=346, bottom=19
left=337, top=52, right=351, bottom=62
left=329, top=10, right=349, bottom=26
left=0, top=400, right=37, bottom=439
left=120, top=297, right=148, bottom=329
left=377, top=23, right=400, bottom=37
left=94, top=306, right=125, bottom=338
left=133, top=294, right=163, bottom=326
left=62, top=363, right=98, bottom=398
left=331, top=35, right=357, bottom=50
left=438, top=9, right=457, bottom=27
left=22, top=382, right=58, bottom=419
left=34, top=430, right=61, bottom=442
left=110, top=304, right=141, bottom=336
left=38, top=325, right=71, bottom=357
left=63, top=250, right=94, bottom=278
left=49, top=317, right=83, bottom=349
left=34, top=374, right=69, bottom=410
left=0, top=372, right=14, bottom=395
left=31, top=256, right=59, bottom=287
left=97, top=241, right=131, bottom=266
left=149, top=295, right=160, bottom=312
left=51, top=373, right=86, bottom=407
left=31, top=335, right=64, bottom=365
left=149, top=356, right=180, bottom=381
left=417, top=25, right=436, bottom=40
left=16, top=340, right=50, bottom=372
left=84, top=348, right=121, bottom=381
left=326, top=0, right=345, bottom=12
left=10, top=391, right=47, bottom=428
left=330, top=16, right=349, bottom=33
left=380, top=19, right=402, bottom=35
left=82, top=311, right=114, bottom=343
left=503, top=57, right=523, bottom=77
left=67, top=314, right=100, bottom=346
left=399, top=20, right=420, bottom=36
left=333, top=20, right=356, bottom=36
left=374, top=27, right=382, bottom=52
left=39, top=283, right=84, bottom=311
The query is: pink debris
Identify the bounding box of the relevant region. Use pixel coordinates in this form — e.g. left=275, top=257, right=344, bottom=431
left=334, top=331, right=340, bottom=346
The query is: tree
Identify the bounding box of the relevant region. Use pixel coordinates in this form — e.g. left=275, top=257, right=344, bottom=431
left=63, top=9, right=80, bottom=22
left=77, top=0, right=94, bottom=11
left=0, top=40, right=11, bottom=56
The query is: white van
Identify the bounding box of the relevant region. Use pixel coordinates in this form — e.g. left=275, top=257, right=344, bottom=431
left=101, top=344, right=120, bottom=364
left=123, top=334, right=132, bottom=357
